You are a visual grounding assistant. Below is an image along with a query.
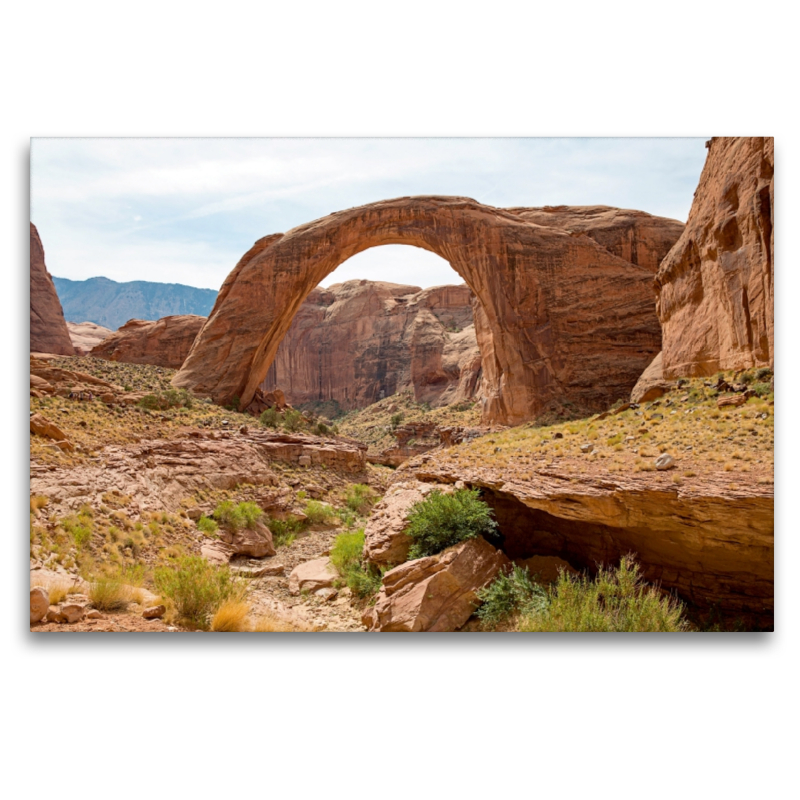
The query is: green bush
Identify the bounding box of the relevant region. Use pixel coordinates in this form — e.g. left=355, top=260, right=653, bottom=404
left=330, top=529, right=383, bottom=598
left=517, top=555, right=689, bottom=632
left=390, top=412, right=404, bottom=430
left=138, top=388, right=193, bottom=411
left=304, top=500, right=336, bottom=525
left=154, top=556, right=243, bottom=630
left=751, top=381, right=772, bottom=398
left=268, top=516, right=302, bottom=548
left=197, top=515, right=218, bottom=536
left=755, top=367, right=773, bottom=382
left=212, top=501, right=263, bottom=530
left=405, top=488, right=498, bottom=559
left=345, top=483, right=378, bottom=515
left=476, top=565, right=548, bottom=629
left=259, top=407, right=279, bottom=428
left=283, top=409, right=304, bottom=432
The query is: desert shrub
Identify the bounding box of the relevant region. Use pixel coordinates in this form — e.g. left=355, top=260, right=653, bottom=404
left=751, top=382, right=772, bottom=398
left=197, top=515, right=218, bottom=536
left=30, top=495, right=48, bottom=512
left=210, top=600, right=251, bottom=632
left=405, top=488, right=498, bottom=559
left=212, top=500, right=263, bottom=530
left=476, top=565, right=548, bottom=629
left=517, top=555, right=689, bottom=632
left=89, top=571, right=134, bottom=611
left=259, top=407, right=279, bottom=428
left=304, top=500, right=336, bottom=525
left=390, top=412, right=404, bottom=430
left=283, top=409, right=304, bottom=432
left=154, top=556, right=243, bottom=630
left=345, top=483, right=378, bottom=515
left=138, top=388, right=193, bottom=411
left=755, top=367, right=773, bottom=382
left=268, top=516, right=302, bottom=548
left=315, top=421, right=330, bottom=435
left=329, top=529, right=383, bottom=598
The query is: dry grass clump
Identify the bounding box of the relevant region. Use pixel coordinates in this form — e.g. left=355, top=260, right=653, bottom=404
left=89, top=574, right=133, bottom=611
left=32, top=576, right=81, bottom=605
left=210, top=600, right=252, bottom=632
left=251, top=612, right=311, bottom=632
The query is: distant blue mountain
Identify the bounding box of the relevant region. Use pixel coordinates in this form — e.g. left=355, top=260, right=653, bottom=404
left=52, top=276, right=218, bottom=331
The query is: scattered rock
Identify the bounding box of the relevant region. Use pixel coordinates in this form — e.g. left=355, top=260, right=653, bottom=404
left=30, top=587, right=49, bottom=623
left=142, top=605, right=166, bottom=619
left=717, top=394, right=747, bottom=409
left=85, top=609, right=103, bottom=620
left=60, top=603, right=86, bottom=624
left=363, top=537, right=510, bottom=632
left=655, top=453, right=675, bottom=471
left=232, top=561, right=286, bottom=578
left=288, top=558, right=338, bottom=596
left=580, top=443, right=594, bottom=454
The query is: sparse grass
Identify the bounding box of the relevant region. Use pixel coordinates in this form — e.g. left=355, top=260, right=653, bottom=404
left=89, top=572, right=133, bottom=611
left=304, top=500, right=336, bottom=526
left=210, top=600, right=251, bottom=632
left=516, top=555, right=689, bottom=632
left=328, top=528, right=382, bottom=598
left=344, top=483, right=378, bottom=515
left=268, top=516, right=302, bottom=548
left=30, top=495, right=48, bottom=512
left=138, top=388, right=194, bottom=411
left=212, top=500, right=263, bottom=530
left=154, top=556, right=244, bottom=630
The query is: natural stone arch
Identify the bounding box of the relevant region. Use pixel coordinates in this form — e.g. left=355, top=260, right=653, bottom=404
left=173, top=196, right=682, bottom=425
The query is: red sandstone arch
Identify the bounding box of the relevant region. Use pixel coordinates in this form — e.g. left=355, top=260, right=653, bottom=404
left=173, top=196, right=683, bottom=424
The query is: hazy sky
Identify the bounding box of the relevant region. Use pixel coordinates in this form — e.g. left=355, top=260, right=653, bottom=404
left=30, top=138, right=708, bottom=291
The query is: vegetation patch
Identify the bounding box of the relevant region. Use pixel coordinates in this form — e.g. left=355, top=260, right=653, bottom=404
left=405, top=488, right=498, bottom=559
left=212, top=500, right=263, bottom=530
left=330, top=529, right=383, bottom=598
left=476, top=565, right=548, bottom=629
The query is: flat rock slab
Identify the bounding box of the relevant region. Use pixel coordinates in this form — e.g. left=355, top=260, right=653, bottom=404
left=288, top=558, right=338, bottom=596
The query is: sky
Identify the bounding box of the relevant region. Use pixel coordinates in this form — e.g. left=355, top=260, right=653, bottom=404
left=30, top=137, right=708, bottom=291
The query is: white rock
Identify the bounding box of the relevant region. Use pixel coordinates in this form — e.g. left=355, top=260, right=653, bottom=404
left=655, top=453, right=675, bottom=471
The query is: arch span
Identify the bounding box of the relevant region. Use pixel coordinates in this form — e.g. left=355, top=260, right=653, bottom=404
left=173, top=197, right=683, bottom=425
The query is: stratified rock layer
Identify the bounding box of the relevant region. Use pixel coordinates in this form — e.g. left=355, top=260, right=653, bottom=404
left=91, top=315, right=206, bottom=369
left=173, top=198, right=683, bottom=425
left=262, top=280, right=480, bottom=410
left=655, top=137, right=774, bottom=377
left=30, top=223, right=74, bottom=355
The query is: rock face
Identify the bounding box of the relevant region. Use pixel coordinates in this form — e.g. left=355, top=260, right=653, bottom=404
left=66, top=321, right=113, bottom=355
left=363, top=537, right=510, bottom=632
left=173, top=198, right=683, bottom=425
left=403, top=460, right=773, bottom=620
left=655, top=137, right=774, bottom=377
left=30, top=223, right=75, bottom=355
left=630, top=352, right=675, bottom=403
left=91, top=315, right=206, bottom=369
left=261, top=281, right=481, bottom=410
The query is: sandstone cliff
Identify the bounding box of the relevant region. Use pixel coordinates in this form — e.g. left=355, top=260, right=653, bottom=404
left=90, top=315, right=206, bottom=369
left=654, top=137, right=773, bottom=377
left=261, top=280, right=481, bottom=410
left=67, top=321, right=113, bottom=355
left=30, top=223, right=75, bottom=355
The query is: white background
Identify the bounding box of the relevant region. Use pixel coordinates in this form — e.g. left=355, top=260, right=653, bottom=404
left=4, top=2, right=796, bottom=798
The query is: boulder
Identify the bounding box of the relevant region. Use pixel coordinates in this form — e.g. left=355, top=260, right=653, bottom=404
left=60, top=603, right=86, bottom=624
left=142, top=605, right=166, bottom=619
left=717, top=394, right=747, bottom=409
left=363, top=481, right=449, bottom=568
left=30, top=587, right=49, bottom=623
left=90, top=315, right=206, bottom=369
left=363, top=537, right=510, bottom=632
left=218, top=519, right=276, bottom=558
left=655, top=137, right=773, bottom=377
left=655, top=453, right=675, bottom=471
left=30, top=413, right=69, bottom=442
left=288, top=558, right=338, bottom=596
left=30, top=223, right=74, bottom=356
left=630, top=352, right=675, bottom=403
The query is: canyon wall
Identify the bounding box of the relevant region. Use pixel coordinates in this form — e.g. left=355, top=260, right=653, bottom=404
left=30, top=223, right=75, bottom=355
left=655, top=137, right=774, bottom=377
left=261, top=280, right=481, bottom=410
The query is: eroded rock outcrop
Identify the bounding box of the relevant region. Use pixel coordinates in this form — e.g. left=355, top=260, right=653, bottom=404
left=30, top=223, right=74, bottom=355
left=66, top=321, right=113, bottom=355
left=630, top=352, right=675, bottom=403
left=363, top=537, right=510, bottom=632
left=398, top=459, right=773, bottom=619
left=655, top=137, right=774, bottom=377
left=261, top=281, right=480, bottom=410
left=174, top=198, right=683, bottom=425
left=91, top=315, right=206, bottom=369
